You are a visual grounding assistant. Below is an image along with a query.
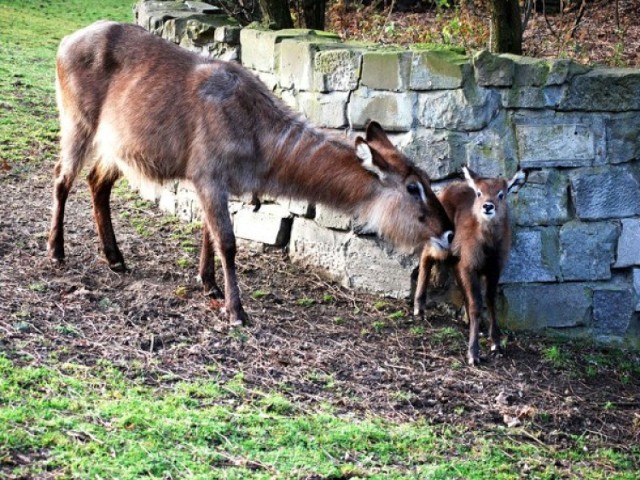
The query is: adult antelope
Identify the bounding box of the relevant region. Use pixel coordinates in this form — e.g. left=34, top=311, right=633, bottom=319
left=48, top=21, right=454, bottom=325
left=413, top=166, right=526, bottom=365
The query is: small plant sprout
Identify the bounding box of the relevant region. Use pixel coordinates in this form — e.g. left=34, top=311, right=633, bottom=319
left=251, top=289, right=269, bottom=300
left=296, top=297, right=315, bottom=307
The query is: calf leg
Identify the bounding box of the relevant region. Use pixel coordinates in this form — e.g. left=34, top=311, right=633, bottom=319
left=413, top=248, right=434, bottom=318
left=198, top=223, right=224, bottom=298
left=485, top=271, right=502, bottom=355
left=48, top=125, right=92, bottom=263
left=87, top=165, right=126, bottom=271
left=456, top=268, right=483, bottom=366
left=195, top=184, right=248, bottom=326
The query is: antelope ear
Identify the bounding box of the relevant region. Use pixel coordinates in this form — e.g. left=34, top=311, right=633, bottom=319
left=507, top=169, right=527, bottom=194
left=356, top=138, right=386, bottom=181
left=365, top=120, right=395, bottom=150
left=462, top=166, right=479, bottom=191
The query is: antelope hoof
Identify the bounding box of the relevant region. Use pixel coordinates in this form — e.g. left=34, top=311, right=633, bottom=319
left=467, top=351, right=481, bottom=366
left=228, top=310, right=251, bottom=327
left=108, top=260, right=127, bottom=272
left=49, top=255, right=65, bottom=267
left=490, top=343, right=504, bottom=357
left=413, top=307, right=424, bottom=320
left=203, top=284, right=224, bottom=299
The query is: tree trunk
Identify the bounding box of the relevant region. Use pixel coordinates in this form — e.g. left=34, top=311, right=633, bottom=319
left=490, top=0, right=523, bottom=54
left=301, top=0, right=326, bottom=30
left=258, top=0, right=294, bottom=29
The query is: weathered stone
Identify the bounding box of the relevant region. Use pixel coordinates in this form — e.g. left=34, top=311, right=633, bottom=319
left=511, top=169, right=570, bottom=226
left=614, top=219, right=640, bottom=268
left=297, top=91, right=348, bottom=128
left=500, top=283, right=592, bottom=330
left=289, top=218, right=349, bottom=281
left=409, top=50, right=469, bottom=90
left=344, top=236, right=415, bottom=297
left=502, top=86, right=564, bottom=109
left=464, top=120, right=518, bottom=177
left=559, top=68, right=640, bottom=111
left=473, top=50, right=514, bottom=87
left=214, top=25, right=241, bottom=44
left=176, top=182, right=200, bottom=222
left=281, top=198, right=315, bottom=218
left=418, top=85, right=500, bottom=131
left=545, top=59, right=590, bottom=85
left=233, top=205, right=292, bottom=246
left=500, top=228, right=560, bottom=284
left=361, top=51, right=412, bottom=91
left=397, top=129, right=467, bottom=181
left=315, top=205, right=351, bottom=230
left=501, top=54, right=551, bottom=87
left=593, top=289, right=634, bottom=335
left=516, top=124, right=595, bottom=168
left=349, top=88, right=416, bottom=132
left=570, top=166, right=640, bottom=220
left=559, top=221, right=619, bottom=281
left=279, top=38, right=341, bottom=91
left=240, top=28, right=315, bottom=73
left=606, top=114, right=640, bottom=164
left=163, top=14, right=236, bottom=47
left=314, top=48, right=362, bottom=92
left=135, top=1, right=191, bottom=35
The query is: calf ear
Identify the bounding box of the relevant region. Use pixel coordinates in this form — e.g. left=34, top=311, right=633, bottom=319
left=507, top=170, right=527, bottom=194
left=462, top=166, right=479, bottom=191
left=365, top=120, right=395, bottom=150
left=355, top=138, right=386, bottom=181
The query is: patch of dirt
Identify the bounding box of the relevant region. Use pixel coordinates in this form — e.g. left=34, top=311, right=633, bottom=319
left=327, top=0, right=640, bottom=68
left=1, top=156, right=639, bottom=464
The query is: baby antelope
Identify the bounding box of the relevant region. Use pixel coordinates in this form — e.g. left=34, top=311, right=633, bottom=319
left=414, top=166, right=526, bottom=365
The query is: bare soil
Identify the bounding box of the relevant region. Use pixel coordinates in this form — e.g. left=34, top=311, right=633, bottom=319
left=1, top=156, right=639, bottom=459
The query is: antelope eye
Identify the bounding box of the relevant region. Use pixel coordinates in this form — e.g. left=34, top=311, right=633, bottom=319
left=497, top=191, right=505, bottom=200
left=476, top=190, right=482, bottom=198
left=407, top=182, right=421, bottom=197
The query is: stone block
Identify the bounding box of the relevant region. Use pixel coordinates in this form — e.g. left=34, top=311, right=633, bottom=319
left=176, top=182, right=200, bottom=222
left=502, top=86, right=563, bottom=109
left=344, top=235, right=415, bottom=298
left=397, top=128, right=467, bottom=181
left=501, top=54, right=550, bottom=87
left=464, top=120, right=518, bottom=178
left=163, top=14, right=235, bottom=46
left=500, top=283, right=592, bottom=330
left=559, top=68, right=640, bottom=111
left=570, top=166, right=640, bottom=220
left=409, top=49, right=468, bottom=90
left=606, top=114, right=640, bottom=164
left=348, top=88, right=416, bottom=132
left=279, top=38, right=342, bottom=91
left=516, top=124, right=595, bottom=168
left=500, top=228, right=560, bottom=284
left=315, top=205, right=351, bottom=230
left=418, top=85, right=500, bottom=131
left=593, top=288, right=634, bottom=336
left=545, top=59, right=590, bottom=86
left=511, top=169, right=570, bottom=226
left=233, top=205, right=292, bottom=246
left=240, top=28, right=315, bottom=73
left=298, top=91, right=349, bottom=128
left=214, top=25, right=241, bottom=44
left=280, top=198, right=314, bottom=218
left=135, top=1, right=191, bottom=35
left=314, top=48, right=362, bottom=92
left=361, top=51, right=412, bottom=91
left=473, top=50, right=514, bottom=87
left=614, top=219, right=640, bottom=268
left=559, top=221, right=620, bottom=281
left=289, top=218, right=349, bottom=281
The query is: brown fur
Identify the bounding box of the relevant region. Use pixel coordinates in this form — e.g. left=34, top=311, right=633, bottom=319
left=414, top=167, right=526, bottom=365
left=48, top=21, right=453, bottom=325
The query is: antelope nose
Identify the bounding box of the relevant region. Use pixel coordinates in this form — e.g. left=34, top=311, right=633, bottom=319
left=483, top=203, right=495, bottom=214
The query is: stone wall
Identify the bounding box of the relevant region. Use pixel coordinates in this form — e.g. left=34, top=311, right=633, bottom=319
left=134, top=1, right=640, bottom=344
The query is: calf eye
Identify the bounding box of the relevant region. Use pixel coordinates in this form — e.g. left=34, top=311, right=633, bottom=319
left=497, top=191, right=505, bottom=200
left=407, top=182, right=421, bottom=196
left=476, top=190, right=482, bottom=198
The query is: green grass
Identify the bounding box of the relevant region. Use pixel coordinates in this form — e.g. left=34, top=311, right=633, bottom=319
left=2, top=354, right=638, bottom=479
